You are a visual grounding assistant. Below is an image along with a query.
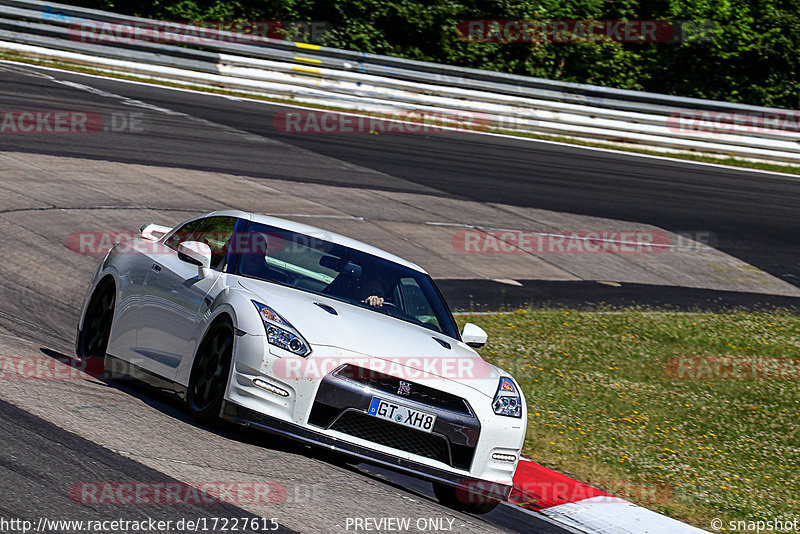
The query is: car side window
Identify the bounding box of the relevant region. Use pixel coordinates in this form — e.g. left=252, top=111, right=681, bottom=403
left=165, top=219, right=206, bottom=252
left=165, top=216, right=237, bottom=271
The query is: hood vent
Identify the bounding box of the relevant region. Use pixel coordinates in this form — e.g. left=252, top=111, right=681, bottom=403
left=314, top=302, right=338, bottom=315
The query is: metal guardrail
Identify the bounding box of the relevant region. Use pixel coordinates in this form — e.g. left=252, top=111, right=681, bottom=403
left=0, top=0, right=798, bottom=164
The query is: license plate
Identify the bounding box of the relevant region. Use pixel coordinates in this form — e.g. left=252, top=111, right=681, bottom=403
left=368, top=397, right=436, bottom=433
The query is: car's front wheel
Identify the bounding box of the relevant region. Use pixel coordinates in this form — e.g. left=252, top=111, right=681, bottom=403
left=77, top=279, right=115, bottom=374
left=432, top=482, right=500, bottom=515
left=187, top=319, right=233, bottom=423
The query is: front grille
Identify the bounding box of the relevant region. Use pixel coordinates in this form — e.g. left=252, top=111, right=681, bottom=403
left=330, top=411, right=450, bottom=465
left=334, top=365, right=473, bottom=416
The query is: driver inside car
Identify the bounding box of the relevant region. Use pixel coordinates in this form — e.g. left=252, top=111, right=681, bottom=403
left=357, top=273, right=394, bottom=307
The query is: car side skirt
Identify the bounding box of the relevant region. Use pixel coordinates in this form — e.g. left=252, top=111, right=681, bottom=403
left=103, top=354, right=188, bottom=400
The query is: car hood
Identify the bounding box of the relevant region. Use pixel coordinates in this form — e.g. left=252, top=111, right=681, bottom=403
left=237, top=278, right=501, bottom=398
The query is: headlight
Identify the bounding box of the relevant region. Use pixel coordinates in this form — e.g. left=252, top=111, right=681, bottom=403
left=492, top=377, right=522, bottom=418
left=252, top=301, right=311, bottom=357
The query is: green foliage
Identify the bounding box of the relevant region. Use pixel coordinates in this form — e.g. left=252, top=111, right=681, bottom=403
left=63, top=0, right=799, bottom=108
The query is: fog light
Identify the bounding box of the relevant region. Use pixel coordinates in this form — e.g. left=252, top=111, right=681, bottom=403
left=253, top=378, right=290, bottom=397
left=491, top=453, right=517, bottom=462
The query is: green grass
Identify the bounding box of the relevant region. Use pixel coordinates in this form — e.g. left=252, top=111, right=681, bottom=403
left=457, top=309, right=800, bottom=529
left=2, top=50, right=799, bottom=177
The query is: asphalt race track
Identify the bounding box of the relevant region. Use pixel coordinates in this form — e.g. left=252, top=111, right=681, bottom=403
left=1, top=60, right=799, bottom=533
left=2, top=64, right=799, bottom=284
left=2, top=62, right=800, bottom=307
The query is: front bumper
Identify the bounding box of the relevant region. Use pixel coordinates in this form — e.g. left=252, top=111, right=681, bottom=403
left=220, top=400, right=514, bottom=501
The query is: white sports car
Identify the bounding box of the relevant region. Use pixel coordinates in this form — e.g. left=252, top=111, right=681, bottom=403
left=76, top=210, right=526, bottom=513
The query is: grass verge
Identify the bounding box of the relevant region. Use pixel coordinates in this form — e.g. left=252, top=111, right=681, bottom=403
left=1, top=50, right=799, bottom=177
left=457, top=308, right=799, bottom=530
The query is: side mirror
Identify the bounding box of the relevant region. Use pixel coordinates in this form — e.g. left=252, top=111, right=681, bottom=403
left=461, top=323, right=488, bottom=349
left=177, top=241, right=212, bottom=279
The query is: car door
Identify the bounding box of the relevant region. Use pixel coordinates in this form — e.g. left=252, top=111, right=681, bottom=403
left=135, top=216, right=237, bottom=379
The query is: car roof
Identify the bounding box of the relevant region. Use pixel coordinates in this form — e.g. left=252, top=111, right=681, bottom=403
left=206, top=210, right=427, bottom=274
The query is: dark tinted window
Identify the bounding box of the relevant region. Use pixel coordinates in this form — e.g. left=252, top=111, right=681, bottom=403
left=165, top=216, right=237, bottom=271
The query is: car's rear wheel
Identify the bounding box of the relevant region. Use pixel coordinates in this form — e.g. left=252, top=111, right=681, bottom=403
left=187, top=319, right=233, bottom=423
left=77, top=279, right=115, bottom=374
left=432, top=482, right=500, bottom=515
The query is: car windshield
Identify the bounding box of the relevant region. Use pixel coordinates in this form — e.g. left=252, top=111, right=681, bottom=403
left=234, top=222, right=460, bottom=339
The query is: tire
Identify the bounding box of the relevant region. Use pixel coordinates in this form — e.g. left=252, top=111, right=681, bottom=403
left=77, top=279, right=115, bottom=376
left=432, top=482, right=500, bottom=515
left=187, top=320, right=233, bottom=423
